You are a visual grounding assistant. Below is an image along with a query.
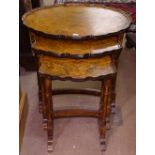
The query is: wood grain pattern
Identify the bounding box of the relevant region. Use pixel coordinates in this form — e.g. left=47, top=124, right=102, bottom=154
left=22, top=3, right=131, bottom=39
left=40, top=76, right=48, bottom=130
left=38, top=55, right=116, bottom=80
left=44, top=78, right=54, bottom=152
left=54, top=109, right=99, bottom=118
left=30, top=32, right=122, bottom=57
left=98, top=78, right=112, bottom=151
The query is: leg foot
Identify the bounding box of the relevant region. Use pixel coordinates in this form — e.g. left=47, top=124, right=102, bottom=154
left=100, top=138, right=106, bottom=151
left=47, top=140, right=53, bottom=152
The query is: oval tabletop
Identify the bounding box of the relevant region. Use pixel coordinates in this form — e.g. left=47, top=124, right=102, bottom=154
left=22, top=3, right=131, bottom=40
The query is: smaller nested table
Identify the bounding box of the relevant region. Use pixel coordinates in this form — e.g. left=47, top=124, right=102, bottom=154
left=22, top=3, right=131, bottom=152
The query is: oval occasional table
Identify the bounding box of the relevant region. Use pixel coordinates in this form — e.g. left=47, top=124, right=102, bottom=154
left=22, top=3, right=131, bottom=152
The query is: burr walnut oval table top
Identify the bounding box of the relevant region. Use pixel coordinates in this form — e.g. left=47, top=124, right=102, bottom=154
left=22, top=3, right=131, bottom=40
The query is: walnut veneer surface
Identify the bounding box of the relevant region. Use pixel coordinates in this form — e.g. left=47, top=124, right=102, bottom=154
left=22, top=4, right=131, bottom=39
left=38, top=55, right=116, bottom=80
left=31, top=32, right=122, bottom=56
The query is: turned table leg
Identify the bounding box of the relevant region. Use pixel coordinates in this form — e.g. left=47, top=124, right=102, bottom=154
left=111, top=74, right=117, bottom=114
left=37, top=73, right=43, bottom=113
left=106, top=79, right=113, bottom=130
left=44, top=78, right=54, bottom=152
left=40, top=76, right=48, bottom=130
left=99, top=79, right=112, bottom=151
left=111, top=51, right=121, bottom=114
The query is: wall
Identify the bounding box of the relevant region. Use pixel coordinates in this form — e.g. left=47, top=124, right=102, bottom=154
left=42, top=0, right=55, bottom=6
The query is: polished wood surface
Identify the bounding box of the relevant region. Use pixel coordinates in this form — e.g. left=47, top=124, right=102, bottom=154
left=22, top=3, right=131, bottom=39
left=38, top=55, right=116, bottom=80
left=98, top=79, right=112, bottom=151
left=44, top=78, right=54, bottom=152
left=54, top=109, right=99, bottom=118
left=31, top=32, right=122, bottom=57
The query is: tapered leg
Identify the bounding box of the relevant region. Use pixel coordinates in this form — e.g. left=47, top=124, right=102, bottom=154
left=44, top=78, right=54, bottom=152
left=98, top=79, right=112, bottom=151
left=111, top=74, right=117, bottom=114
left=106, top=82, right=112, bottom=130
left=37, top=73, right=43, bottom=113
left=111, top=51, right=120, bottom=114
left=40, top=76, right=47, bottom=130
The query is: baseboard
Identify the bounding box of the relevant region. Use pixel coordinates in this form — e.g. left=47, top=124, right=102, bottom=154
left=19, top=88, right=28, bottom=152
